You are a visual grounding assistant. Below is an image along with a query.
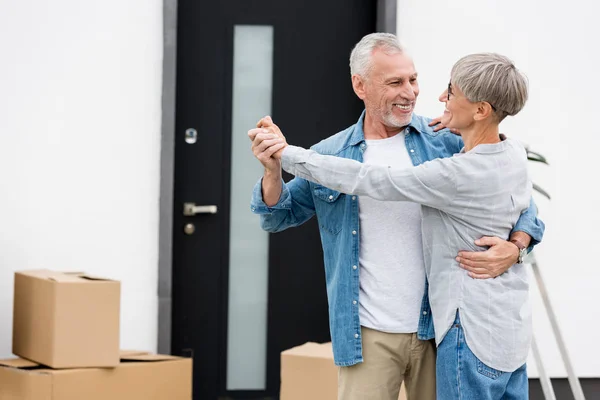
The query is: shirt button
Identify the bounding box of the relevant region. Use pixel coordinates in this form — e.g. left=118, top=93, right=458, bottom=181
left=352, top=300, right=357, bottom=305
left=352, top=265, right=357, bottom=270
left=352, top=196, right=356, bottom=200
left=423, top=311, right=428, bottom=315
left=251, top=207, right=256, bottom=212
left=410, top=149, right=415, bottom=153
left=354, top=333, right=359, bottom=339
left=328, top=195, right=333, bottom=200
left=352, top=230, right=357, bottom=235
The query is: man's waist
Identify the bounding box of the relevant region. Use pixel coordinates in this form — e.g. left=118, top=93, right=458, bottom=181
left=359, top=309, right=421, bottom=334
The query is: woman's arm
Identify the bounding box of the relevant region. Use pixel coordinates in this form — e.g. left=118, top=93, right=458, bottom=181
left=281, top=145, right=459, bottom=209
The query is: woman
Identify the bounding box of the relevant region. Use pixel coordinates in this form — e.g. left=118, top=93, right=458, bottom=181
left=257, top=53, right=533, bottom=399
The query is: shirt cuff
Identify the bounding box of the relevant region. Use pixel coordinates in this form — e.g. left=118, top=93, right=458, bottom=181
left=281, top=145, right=308, bottom=174
left=250, top=176, right=292, bottom=214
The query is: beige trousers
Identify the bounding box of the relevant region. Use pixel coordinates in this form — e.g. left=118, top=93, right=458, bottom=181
left=338, top=326, right=436, bottom=400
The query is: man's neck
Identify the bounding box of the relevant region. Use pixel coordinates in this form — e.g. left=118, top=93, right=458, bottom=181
left=363, top=111, right=406, bottom=140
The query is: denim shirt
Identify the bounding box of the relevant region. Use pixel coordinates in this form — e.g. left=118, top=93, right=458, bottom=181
left=250, top=111, right=545, bottom=367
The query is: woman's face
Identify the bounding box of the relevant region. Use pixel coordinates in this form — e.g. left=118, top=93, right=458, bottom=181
left=438, top=82, right=478, bottom=130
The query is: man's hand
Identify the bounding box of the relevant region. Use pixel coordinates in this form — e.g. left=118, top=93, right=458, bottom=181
left=428, top=116, right=461, bottom=135
left=455, top=237, right=520, bottom=279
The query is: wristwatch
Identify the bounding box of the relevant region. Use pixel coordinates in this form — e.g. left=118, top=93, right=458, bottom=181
left=510, top=239, right=528, bottom=264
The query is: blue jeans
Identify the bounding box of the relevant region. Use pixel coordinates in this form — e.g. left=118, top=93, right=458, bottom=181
left=436, top=312, right=528, bottom=400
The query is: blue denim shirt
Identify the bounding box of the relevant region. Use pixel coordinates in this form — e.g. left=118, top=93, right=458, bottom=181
left=250, top=111, right=545, bottom=367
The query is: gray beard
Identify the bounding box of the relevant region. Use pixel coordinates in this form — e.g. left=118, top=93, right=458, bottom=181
left=382, top=109, right=411, bottom=128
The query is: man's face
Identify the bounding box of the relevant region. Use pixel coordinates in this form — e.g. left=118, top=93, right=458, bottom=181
left=357, top=50, right=419, bottom=129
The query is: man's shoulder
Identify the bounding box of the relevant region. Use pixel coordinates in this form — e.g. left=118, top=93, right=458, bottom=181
left=411, top=114, right=449, bottom=137
left=411, top=114, right=463, bottom=149
left=310, top=124, right=358, bottom=155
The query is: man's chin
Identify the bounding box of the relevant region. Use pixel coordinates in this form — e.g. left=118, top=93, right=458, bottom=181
left=385, top=114, right=412, bottom=129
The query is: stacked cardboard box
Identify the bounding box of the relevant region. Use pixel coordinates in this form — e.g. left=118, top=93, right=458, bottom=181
left=0, top=270, right=192, bottom=399
left=280, top=342, right=407, bottom=400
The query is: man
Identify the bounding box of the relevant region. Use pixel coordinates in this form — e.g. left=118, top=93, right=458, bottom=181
left=249, top=33, right=544, bottom=400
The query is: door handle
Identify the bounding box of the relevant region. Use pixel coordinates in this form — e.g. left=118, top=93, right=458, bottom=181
left=183, top=203, right=218, bottom=216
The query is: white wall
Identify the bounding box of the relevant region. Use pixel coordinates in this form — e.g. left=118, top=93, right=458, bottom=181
left=397, top=0, right=599, bottom=377
left=0, top=0, right=163, bottom=356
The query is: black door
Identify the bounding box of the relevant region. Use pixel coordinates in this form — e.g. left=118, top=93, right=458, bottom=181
left=171, top=1, right=376, bottom=399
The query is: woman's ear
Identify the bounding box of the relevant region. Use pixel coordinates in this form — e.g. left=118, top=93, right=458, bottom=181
left=474, top=101, right=494, bottom=121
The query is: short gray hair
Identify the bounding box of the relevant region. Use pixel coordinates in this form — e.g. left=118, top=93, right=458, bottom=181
left=349, top=33, right=405, bottom=78
left=451, top=53, right=528, bottom=121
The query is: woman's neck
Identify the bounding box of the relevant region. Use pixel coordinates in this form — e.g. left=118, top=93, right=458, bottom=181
left=461, top=122, right=501, bottom=152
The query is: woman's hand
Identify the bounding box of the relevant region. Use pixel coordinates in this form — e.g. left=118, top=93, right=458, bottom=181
left=248, top=116, right=288, bottom=161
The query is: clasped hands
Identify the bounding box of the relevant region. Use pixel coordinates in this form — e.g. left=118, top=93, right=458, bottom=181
left=248, top=116, right=288, bottom=172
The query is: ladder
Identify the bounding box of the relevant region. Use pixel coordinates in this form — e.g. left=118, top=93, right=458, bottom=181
left=528, top=252, right=586, bottom=400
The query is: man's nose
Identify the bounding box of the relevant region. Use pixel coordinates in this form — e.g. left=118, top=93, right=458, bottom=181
left=401, top=86, right=416, bottom=101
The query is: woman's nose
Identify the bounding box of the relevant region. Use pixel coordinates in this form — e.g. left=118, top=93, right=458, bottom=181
left=439, top=90, right=448, bottom=103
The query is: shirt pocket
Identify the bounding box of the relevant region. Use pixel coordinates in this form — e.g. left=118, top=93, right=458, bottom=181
left=313, top=185, right=344, bottom=235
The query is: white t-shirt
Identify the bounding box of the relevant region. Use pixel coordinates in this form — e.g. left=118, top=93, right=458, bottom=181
left=358, top=130, right=426, bottom=333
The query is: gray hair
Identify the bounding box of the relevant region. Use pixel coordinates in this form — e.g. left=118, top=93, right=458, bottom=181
left=349, top=33, right=405, bottom=78
left=451, top=53, right=528, bottom=121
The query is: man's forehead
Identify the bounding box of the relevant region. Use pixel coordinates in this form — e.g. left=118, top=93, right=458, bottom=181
left=377, top=66, right=418, bottom=81
left=371, top=50, right=416, bottom=76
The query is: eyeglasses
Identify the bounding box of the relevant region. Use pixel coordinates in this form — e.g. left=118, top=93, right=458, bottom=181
left=447, top=81, right=497, bottom=112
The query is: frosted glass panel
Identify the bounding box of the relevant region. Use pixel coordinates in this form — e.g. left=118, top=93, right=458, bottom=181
left=226, top=25, right=273, bottom=391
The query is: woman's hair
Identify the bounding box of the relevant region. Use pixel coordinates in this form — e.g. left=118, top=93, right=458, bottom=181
left=451, top=53, right=529, bottom=121
left=349, top=33, right=405, bottom=79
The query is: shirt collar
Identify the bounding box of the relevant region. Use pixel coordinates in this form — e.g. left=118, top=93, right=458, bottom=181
left=460, top=138, right=510, bottom=155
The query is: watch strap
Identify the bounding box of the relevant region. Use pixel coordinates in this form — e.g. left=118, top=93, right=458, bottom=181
left=510, top=239, right=528, bottom=264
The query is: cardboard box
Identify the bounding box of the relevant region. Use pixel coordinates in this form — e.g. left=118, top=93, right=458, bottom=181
left=13, top=269, right=120, bottom=368
left=280, top=342, right=406, bottom=400
left=0, top=351, right=193, bottom=400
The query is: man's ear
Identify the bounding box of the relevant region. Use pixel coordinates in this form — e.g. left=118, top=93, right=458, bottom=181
left=352, top=75, right=367, bottom=100
left=474, top=101, right=494, bottom=121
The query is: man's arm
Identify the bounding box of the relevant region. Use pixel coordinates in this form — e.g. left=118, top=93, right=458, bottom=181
left=250, top=175, right=317, bottom=233
left=249, top=123, right=316, bottom=233
left=262, top=168, right=283, bottom=207
left=511, top=197, right=545, bottom=251
left=455, top=182, right=545, bottom=279
left=249, top=126, right=286, bottom=207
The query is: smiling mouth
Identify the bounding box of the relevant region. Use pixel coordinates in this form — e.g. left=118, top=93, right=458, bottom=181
left=394, top=103, right=412, bottom=111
